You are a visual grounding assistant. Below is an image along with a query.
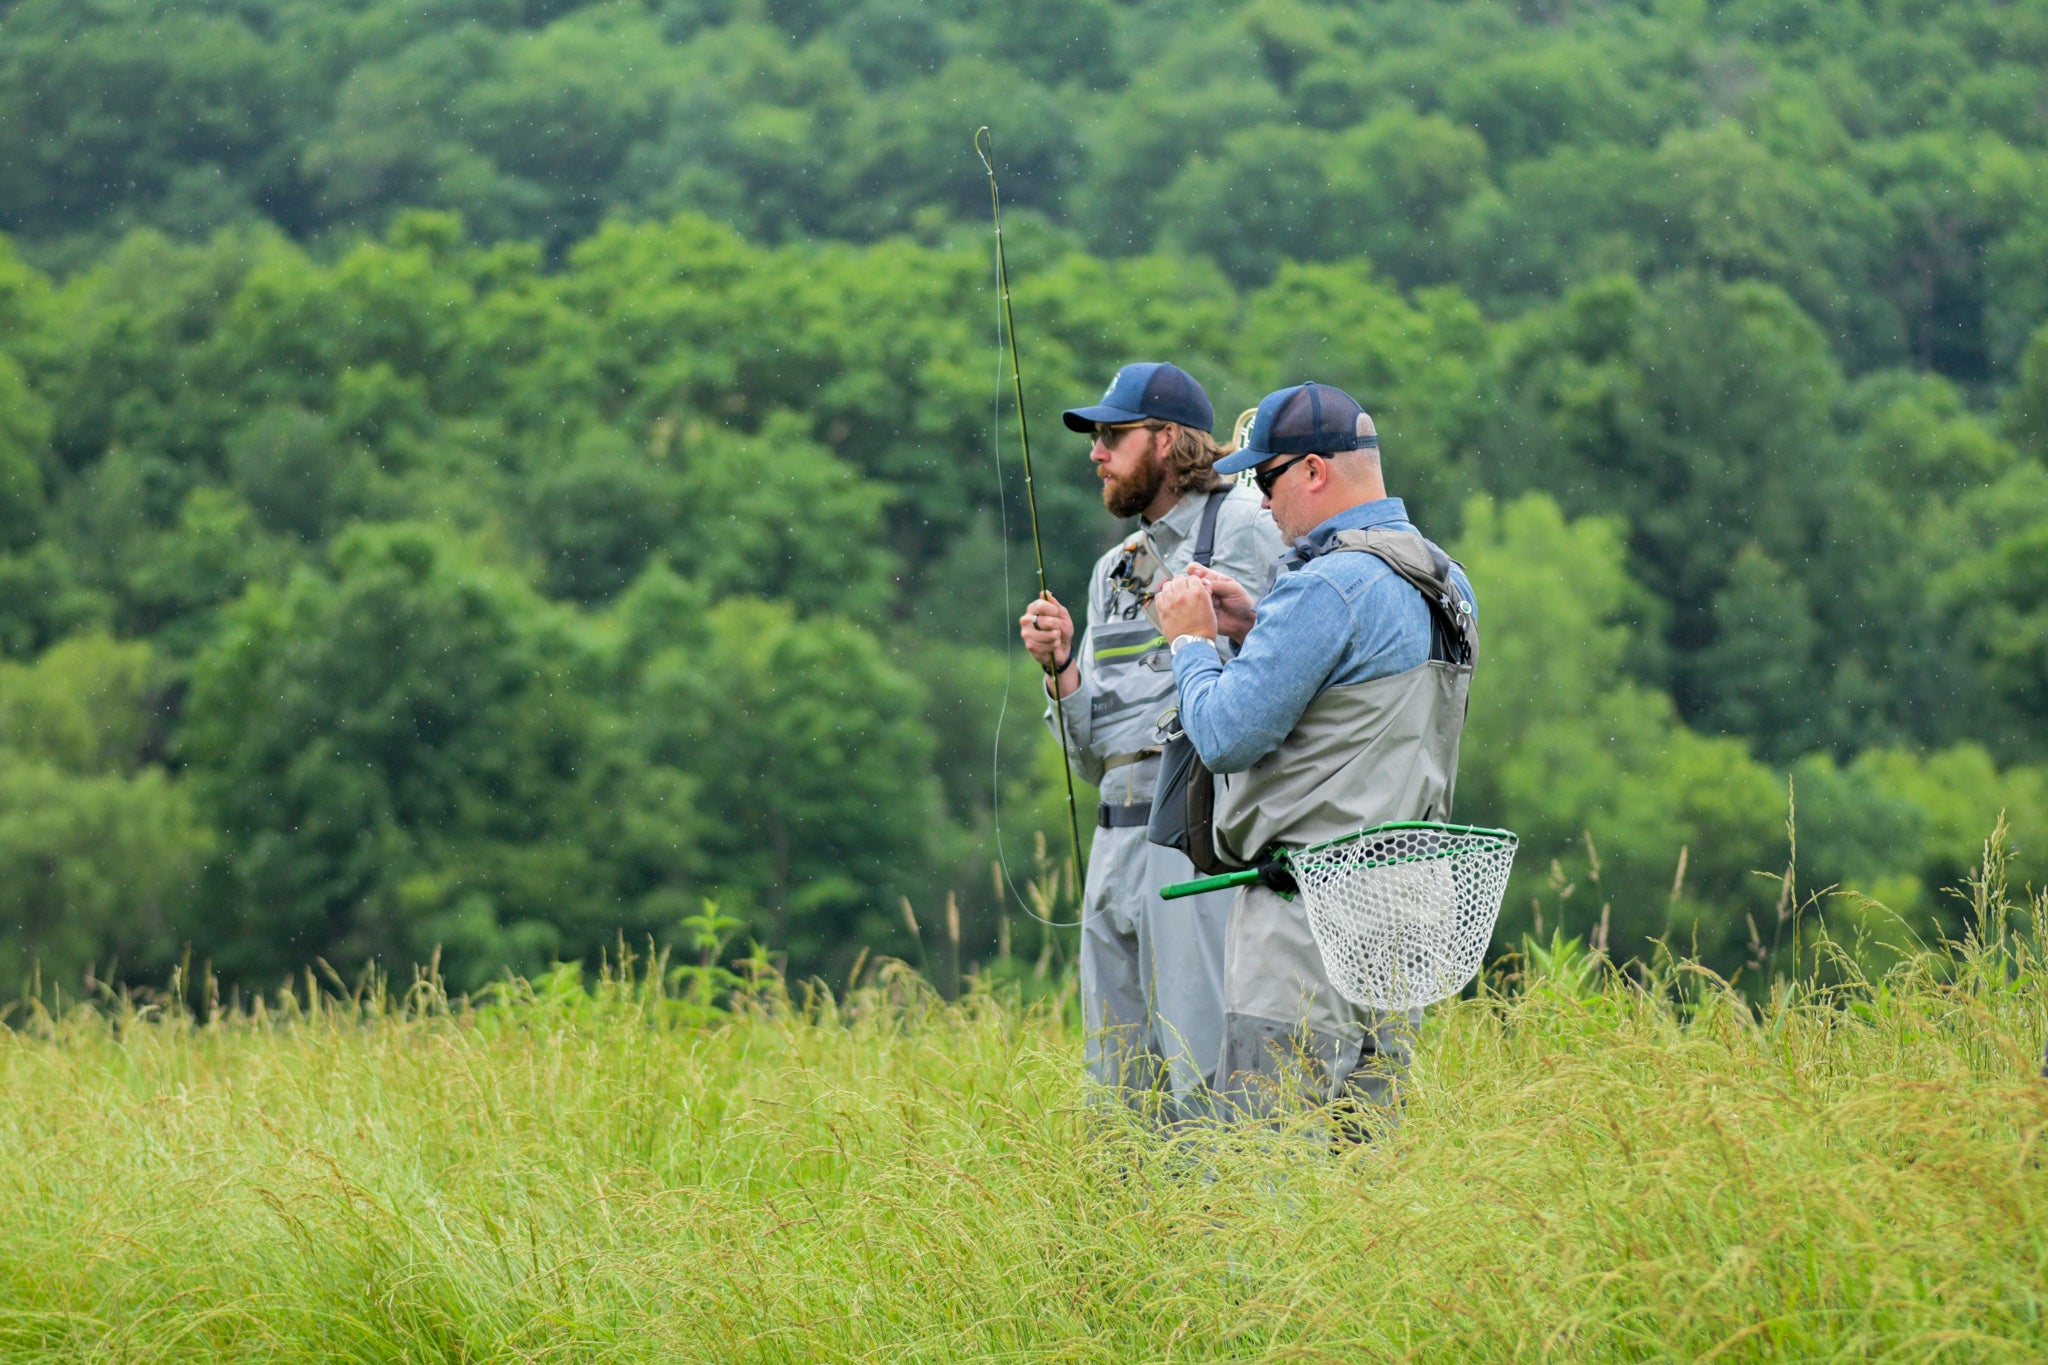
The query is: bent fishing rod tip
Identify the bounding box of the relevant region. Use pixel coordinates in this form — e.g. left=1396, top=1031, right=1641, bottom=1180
left=974, top=125, right=994, bottom=173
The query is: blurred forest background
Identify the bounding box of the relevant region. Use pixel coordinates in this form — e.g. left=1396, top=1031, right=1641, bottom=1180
left=1, top=0, right=2046, bottom=994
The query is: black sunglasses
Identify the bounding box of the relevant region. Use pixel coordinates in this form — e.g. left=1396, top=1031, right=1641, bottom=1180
left=1252, top=452, right=1315, bottom=497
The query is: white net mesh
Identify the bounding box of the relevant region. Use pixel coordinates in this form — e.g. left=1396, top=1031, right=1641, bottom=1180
left=1288, top=824, right=1519, bottom=1011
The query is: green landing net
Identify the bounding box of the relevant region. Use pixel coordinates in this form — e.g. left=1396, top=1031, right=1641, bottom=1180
left=1162, top=822, right=1519, bottom=1011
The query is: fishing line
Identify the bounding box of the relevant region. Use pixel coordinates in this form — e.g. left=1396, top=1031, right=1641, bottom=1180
left=979, top=125, right=1085, bottom=929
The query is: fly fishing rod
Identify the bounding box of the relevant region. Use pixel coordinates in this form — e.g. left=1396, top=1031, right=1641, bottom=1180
left=977, top=125, right=1088, bottom=892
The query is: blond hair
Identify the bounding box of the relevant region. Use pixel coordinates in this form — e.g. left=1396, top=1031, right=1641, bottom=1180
left=1136, top=419, right=1230, bottom=496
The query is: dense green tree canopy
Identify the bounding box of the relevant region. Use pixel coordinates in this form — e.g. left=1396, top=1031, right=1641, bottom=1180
left=0, top=0, right=2044, bottom=994
left=9, top=0, right=2048, bottom=387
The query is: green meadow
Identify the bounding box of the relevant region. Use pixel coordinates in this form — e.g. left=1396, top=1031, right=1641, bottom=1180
left=7, top=3, right=2048, bottom=1356
left=4, top=843, right=2043, bottom=1363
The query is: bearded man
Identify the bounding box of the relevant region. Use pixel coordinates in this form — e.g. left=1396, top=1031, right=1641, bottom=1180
left=1018, top=362, right=1282, bottom=1121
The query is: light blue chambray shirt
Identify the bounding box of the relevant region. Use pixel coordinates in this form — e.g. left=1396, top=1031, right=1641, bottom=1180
left=1170, top=497, right=1477, bottom=773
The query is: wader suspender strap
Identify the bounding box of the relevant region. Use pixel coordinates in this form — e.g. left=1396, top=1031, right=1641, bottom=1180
left=1367, top=542, right=1475, bottom=667
left=1320, top=530, right=1477, bottom=668
left=1103, top=489, right=1231, bottom=834
left=1192, top=486, right=1227, bottom=569
left=1134, top=488, right=1235, bottom=866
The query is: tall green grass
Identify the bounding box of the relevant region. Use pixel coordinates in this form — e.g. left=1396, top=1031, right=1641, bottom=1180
left=2, top=845, right=2045, bottom=1362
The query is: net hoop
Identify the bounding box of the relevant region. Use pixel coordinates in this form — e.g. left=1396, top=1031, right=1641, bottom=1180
left=1286, top=821, right=1518, bottom=1012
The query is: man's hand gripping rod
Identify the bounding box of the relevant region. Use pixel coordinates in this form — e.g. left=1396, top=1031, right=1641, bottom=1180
left=978, top=126, right=1088, bottom=891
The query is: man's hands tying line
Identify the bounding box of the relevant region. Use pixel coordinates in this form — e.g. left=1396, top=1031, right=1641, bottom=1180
left=1187, top=563, right=1257, bottom=643
left=1154, top=574, right=1217, bottom=643
left=1156, top=564, right=1256, bottom=647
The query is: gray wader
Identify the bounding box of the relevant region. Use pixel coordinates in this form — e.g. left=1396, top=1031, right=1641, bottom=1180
left=1208, top=531, right=1474, bottom=1124
left=1079, top=824, right=1232, bottom=1122
left=1048, top=486, right=1284, bottom=1123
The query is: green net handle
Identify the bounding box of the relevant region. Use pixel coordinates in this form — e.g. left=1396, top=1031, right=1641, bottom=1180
left=1158, top=867, right=1265, bottom=900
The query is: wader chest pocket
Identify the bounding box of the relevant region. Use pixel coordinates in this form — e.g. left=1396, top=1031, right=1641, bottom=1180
left=1088, top=618, right=1172, bottom=725
left=1093, top=619, right=1168, bottom=669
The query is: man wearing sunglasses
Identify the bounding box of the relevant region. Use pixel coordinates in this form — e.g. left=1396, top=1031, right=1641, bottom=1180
left=1017, top=361, right=1282, bottom=1123
left=1153, top=381, right=1479, bottom=1129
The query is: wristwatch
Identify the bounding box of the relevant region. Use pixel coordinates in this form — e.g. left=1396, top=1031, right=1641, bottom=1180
left=1169, top=633, right=1212, bottom=657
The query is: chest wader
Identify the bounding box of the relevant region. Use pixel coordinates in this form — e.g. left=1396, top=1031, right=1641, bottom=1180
left=1087, top=488, right=1230, bottom=828
left=1151, top=528, right=1477, bottom=881
left=1202, top=528, right=1478, bottom=1129
left=1073, top=488, right=1235, bottom=1122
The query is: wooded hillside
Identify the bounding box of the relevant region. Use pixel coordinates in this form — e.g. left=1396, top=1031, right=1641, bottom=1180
left=1, top=0, right=2045, bottom=991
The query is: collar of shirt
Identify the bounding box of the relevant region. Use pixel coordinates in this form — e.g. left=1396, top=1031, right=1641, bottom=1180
left=1280, top=496, right=1412, bottom=570
left=1137, top=486, right=1213, bottom=562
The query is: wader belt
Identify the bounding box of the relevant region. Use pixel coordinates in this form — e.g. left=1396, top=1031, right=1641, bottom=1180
left=1101, top=747, right=1161, bottom=771
left=1098, top=801, right=1154, bottom=829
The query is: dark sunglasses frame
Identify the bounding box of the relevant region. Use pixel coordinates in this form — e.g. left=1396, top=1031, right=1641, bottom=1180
left=1252, top=452, right=1316, bottom=497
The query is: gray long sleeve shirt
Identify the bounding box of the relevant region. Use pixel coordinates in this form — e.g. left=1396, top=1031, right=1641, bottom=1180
left=1046, top=484, right=1285, bottom=806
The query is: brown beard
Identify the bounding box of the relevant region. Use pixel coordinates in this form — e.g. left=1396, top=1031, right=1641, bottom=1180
left=1101, top=455, right=1164, bottom=518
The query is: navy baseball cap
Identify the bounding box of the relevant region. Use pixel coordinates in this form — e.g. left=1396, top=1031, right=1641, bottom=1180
left=1061, top=362, right=1215, bottom=434
left=1214, top=381, right=1378, bottom=475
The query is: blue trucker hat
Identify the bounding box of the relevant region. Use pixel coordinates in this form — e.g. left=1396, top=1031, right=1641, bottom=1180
left=1213, top=381, right=1378, bottom=475
left=1061, top=362, right=1215, bottom=434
